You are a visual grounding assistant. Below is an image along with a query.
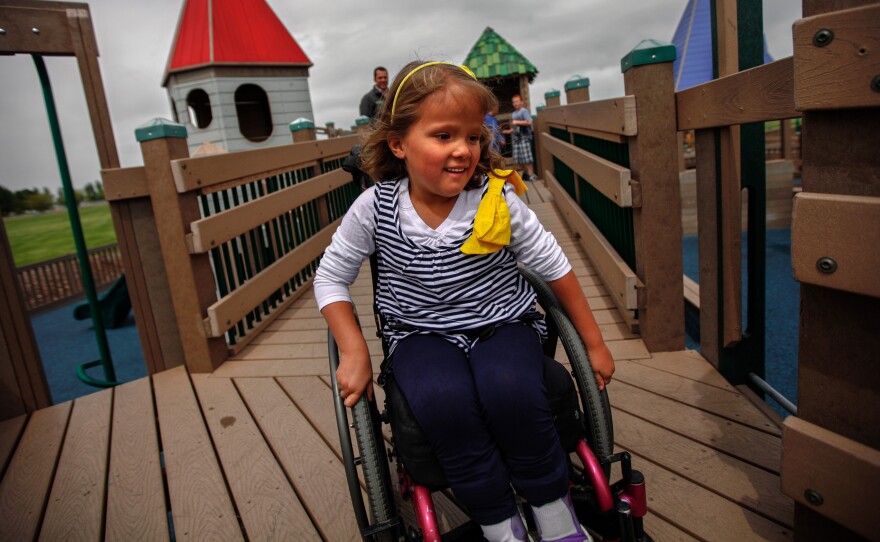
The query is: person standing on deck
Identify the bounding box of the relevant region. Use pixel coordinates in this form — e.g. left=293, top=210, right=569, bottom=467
left=503, top=94, right=535, bottom=181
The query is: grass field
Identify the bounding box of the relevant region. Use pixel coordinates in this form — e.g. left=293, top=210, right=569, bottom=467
left=4, top=203, right=117, bottom=267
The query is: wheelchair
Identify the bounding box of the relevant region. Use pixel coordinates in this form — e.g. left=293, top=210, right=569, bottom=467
left=330, top=147, right=650, bottom=541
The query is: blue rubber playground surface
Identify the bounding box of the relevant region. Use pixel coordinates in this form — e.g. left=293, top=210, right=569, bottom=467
left=682, top=228, right=799, bottom=416
left=31, top=230, right=800, bottom=415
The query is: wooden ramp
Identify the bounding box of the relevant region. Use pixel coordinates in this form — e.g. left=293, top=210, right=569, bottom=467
left=0, top=184, right=793, bottom=541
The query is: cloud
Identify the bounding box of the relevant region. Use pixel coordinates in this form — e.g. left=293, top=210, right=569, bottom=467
left=0, top=0, right=801, bottom=192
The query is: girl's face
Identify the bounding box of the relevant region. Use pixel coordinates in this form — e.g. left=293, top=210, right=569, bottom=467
left=388, top=85, right=484, bottom=205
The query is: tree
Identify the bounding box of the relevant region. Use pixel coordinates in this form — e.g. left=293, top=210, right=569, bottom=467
left=25, top=191, right=54, bottom=212
left=83, top=182, right=98, bottom=202
left=0, top=185, right=15, bottom=215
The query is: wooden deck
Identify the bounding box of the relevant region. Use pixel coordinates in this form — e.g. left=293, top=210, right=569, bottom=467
left=0, top=182, right=793, bottom=541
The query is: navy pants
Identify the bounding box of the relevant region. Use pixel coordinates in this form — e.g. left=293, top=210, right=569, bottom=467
left=391, top=322, right=569, bottom=524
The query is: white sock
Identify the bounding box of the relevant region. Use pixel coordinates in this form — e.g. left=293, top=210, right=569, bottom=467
left=532, top=497, right=578, bottom=540
left=480, top=514, right=527, bottom=542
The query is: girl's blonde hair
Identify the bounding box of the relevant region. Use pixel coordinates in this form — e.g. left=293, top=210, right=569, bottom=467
left=360, top=61, right=505, bottom=187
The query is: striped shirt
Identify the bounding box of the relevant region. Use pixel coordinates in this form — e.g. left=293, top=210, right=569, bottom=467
left=314, top=178, right=571, bottom=353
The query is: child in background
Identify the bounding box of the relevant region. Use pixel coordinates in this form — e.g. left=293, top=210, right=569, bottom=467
left=314, top=61, right=614, bottom=542
left=485, top=103, right=505, bottom=153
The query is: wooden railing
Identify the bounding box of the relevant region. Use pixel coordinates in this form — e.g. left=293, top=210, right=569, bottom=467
left=103, top=121, right=361, bottom=374
left=16, top=243, right=124, bottom=311
left=534, top=45, right=685, bottom=353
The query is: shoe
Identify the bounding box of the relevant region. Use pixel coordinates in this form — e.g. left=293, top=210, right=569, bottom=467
left=534, top=494, right=593, bottom=542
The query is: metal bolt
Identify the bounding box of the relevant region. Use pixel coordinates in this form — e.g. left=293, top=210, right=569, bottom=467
left=0, top=28, right=6, bottom=35
left=871, top=75, right=880, bottom=93
left=804, top=489, right=824, bottom=506
left=31, top=27, right=40, bottom=34
left=812, top=29, right=834, bottom=47
left=816, top=257, right=837, bottom=274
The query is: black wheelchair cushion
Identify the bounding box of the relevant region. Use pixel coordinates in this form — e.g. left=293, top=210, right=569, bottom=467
left=385, top=356, right=584, bottom=490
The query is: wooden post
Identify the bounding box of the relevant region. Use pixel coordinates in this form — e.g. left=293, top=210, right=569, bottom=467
left=789, top=1, right=880, bottom=539
left=0, top=218, right=50, bottom=418
left=137, top=119, right=227, bottom=373
left=544, top=89, right=561, bottom=108
left=288, top=118, right=315, bottom=143
left=621, top=39, right=685, bottom=352
left=564, top=75, right=590, bottom=104
left=780, top=118, right=794, bottom=160
left=325, top=121, right=336, bottom=138
left=354, top=115, right=371, bottom=134
left=104, top=168, right=186, bottom=374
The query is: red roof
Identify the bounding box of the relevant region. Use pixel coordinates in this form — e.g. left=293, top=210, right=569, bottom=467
left=164, top=0, right=311, bottom=83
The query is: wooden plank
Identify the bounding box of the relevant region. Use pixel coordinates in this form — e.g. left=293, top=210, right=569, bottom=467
left=205, top=219, right=340, bottom=338
left=0, top=402, right=71, bottom=541
left=793, top=4, right=880, bottom=110
left=610, top=381, right=782, bottom=472
left=191, top=374, right=320, bottom=540
left=105, top=378, right=169, bottom=542
left=0, top=414, right=26, bottom=476
left=235, top=377, right=361, bottom=541
left=227, top=276, right=315, bottom=356
left=102, top=166, right=148, bottom=201
left=676, top=58, right=799, bottom=130
left=791, top=192, right=880, bottom=297
left=0, top=6, right=73, bottom=54
left=172, top=135, right=359, bottom=192
left=626, top=452, right=792, bottom=541
left=40, top=389, right=113, bottom=541
left=781, top=416, right=880, bottom=541
left=612, top=360, right=780, bottom=435
left=630, top=350, right=737, bottom=392
left=641, top=514, right=700, bottom=542
left=613, top=409, right=793, bottom=527
left=189, top=169, right=350, bottom=252
left=153, top=366, right=243, bottom=541
left=538, top=96, right=637, bottom=136
left=540, top=132, right=633, bottom=207
left=682, top=274, right=699, bottom=308
left=544, top=171, right=641, bottom=316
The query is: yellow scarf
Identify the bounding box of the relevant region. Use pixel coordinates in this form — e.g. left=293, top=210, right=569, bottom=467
left=461, top=169, right=528, bottom=254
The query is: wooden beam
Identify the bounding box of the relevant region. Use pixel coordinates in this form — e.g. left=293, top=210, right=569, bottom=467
left=539, top=133, right=634, bottom=207
left=781, top=416, right=880, bottom=541
left=204, top=219, right=340, bottom=338
left=543, top=171, right=641, bottom=328
left=676, top=58, right=799, bottom=130
left=102, top=166, right=149, bottom=201
left=188, top=168, right=349, bottom=253
left=0, top=6, right=73, bottom=54
left=172, top=135, right=359, bottom=192
left=537, top=96, right=637, bottom=136
left=793, top=4, right=880, bottom=110
left=791, top=192, right=880, bottom=298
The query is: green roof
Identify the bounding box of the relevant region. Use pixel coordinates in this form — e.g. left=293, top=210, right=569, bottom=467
left=463, top=27, right=538, bottom=82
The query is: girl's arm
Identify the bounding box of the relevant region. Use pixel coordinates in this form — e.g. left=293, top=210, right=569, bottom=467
left=323, top=301, right=373, bottom=407
left=547, top=271, right=615, bottom=390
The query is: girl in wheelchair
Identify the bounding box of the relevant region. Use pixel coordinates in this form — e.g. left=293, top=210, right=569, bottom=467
left=315, top=61, right=614, bottom=542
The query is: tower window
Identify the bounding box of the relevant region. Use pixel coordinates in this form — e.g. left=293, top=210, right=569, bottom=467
left=235, top=84, right=273, bottom=142
left=186, top=88, right=213, bottom=129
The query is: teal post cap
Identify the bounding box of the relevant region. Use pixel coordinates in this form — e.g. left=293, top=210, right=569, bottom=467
left=355, top=115, right=371, bottom=126
left=544, top=88, right=561, bottom=99
left=135, top=118, right=187, bottom=142
left=621, top=39, right=676, bottom=73
left=289, top=118, right=315, bottom=131
left=325, top=121, right=335, bottom=127
left=351, top=125, right=357, bottom=131
left=536, top=105, right=546, bottom=113
left=564, top=75, right=591, bottom=90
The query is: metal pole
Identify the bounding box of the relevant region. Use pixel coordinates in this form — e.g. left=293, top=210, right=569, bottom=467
left=32, top=54, right=116, bottom=386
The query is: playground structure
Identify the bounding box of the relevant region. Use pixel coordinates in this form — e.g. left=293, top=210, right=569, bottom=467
left=0, top=0, right=879, bottom=540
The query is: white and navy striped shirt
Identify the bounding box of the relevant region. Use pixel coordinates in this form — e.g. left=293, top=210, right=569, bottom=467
left=314, top=178, right=571, bottom=353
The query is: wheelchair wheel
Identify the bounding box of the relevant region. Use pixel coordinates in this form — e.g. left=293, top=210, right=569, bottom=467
left=519, top=267, right=615, bottom=464
left=329, top=329, right=399, bottom=542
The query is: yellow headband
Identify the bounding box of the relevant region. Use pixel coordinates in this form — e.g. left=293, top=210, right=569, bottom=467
left=390, top=62, right=477, bottom=123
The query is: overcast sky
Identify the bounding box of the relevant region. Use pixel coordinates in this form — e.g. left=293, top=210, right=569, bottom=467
left=0, top=0, right=801, bottom=192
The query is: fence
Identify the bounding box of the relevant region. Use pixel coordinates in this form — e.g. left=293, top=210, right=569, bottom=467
left=16, top=243, right=124, bottom=311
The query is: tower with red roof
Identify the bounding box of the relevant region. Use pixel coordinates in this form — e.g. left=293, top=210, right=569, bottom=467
left=163, top=0, right=314, bottom=153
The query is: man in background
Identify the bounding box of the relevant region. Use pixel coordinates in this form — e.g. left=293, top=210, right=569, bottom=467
left=359, top=67, right=389, bottom=119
